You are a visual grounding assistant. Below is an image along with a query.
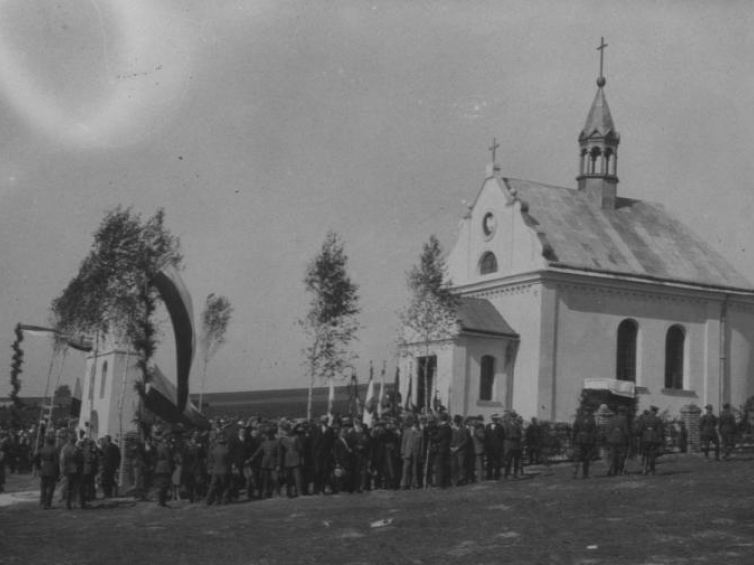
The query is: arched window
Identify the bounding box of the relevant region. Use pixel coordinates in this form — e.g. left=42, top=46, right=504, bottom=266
left=664, top=325, right=685, bottom=390
left=616, top=319, right=638, bottom=382
left=479, top=355, right=495, bottom=401
left=100, top=361, right=108, bottom=399
left=479, top=252, right=498, bottom=275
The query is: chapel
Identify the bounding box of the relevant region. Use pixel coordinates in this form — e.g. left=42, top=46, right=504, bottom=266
left=399, top=42, right=754, bottom=422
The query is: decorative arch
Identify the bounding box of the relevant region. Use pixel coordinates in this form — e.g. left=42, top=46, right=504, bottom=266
left=616, top=319, right=638, bottom=381
left=479, top=251, right=498, bottom=275
left=664, top=325, right=685, bottom=390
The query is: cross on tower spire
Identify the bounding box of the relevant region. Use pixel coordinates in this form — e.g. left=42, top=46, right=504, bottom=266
left=597, top=37, right=608, bottom=86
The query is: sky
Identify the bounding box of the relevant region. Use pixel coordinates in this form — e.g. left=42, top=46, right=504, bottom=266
left=1, top=0, right=753, bottom=399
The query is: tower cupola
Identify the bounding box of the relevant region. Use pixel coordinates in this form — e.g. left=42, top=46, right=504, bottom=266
left=577, top=37, right=620, bottom=209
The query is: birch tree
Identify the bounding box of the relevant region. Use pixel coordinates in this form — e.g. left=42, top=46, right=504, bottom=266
left=398, top=235, right=459, bottom=412
left=198, top=293, right=233, bottom=409
left=301, top=231, right=360, bottom=420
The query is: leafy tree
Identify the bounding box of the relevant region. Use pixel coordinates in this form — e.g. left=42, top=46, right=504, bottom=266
left=198, top=293, right=233, bottom=409
left=51, top=206, right=183, bottom=383
left=301, top=231, right=360, bottom=420
left=398, top=235, right=459, bottom=412
left=54, top=384, right=72, bottom=401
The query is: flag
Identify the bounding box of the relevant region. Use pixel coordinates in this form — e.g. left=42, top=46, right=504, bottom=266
left=143, top=365, right=210, bottom=430
left=392, top=365, right=401, bottom=416
left=152, top=265, right=195, bottom=413
left=70, top=377, right=82, bottom=418
left=363, top=363, right=375, bottom=428
left=377, top=361, right=386, bottom=418
left=349, top=372, right=361, bottom=417
left=404, top=373, right=413, bottom=412
left=327, top=377, right=335, bottom=425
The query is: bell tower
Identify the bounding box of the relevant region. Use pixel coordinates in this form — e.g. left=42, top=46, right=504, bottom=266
left=577, top=37, right=620, bottom=209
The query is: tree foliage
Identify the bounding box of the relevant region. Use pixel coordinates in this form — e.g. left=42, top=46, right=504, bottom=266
left=50, top=206, right=182, bottom=379
left=398, top=235, right=459, bottom=411
left=200, top=294, right=233, bottom=362
left=301, top=231, right=360, bottom=385
left=399, top=235, right=459, bottom=345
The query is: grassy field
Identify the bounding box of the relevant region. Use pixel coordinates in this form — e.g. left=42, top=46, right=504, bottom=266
left=1, top=453, right=754, bottom=565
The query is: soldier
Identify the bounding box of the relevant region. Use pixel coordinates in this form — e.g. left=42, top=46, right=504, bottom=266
left=606, top=406, right=631, bottom=476
left=719, top=403, right=737, bottom=461
left=700, top=404, right=720, bottom=461
left=35, top=434, right=59, bottom=509
left=503, top=412, right=524, bottom=479
left=153, top=430, right=174, bottom=507
left=205, top=434, right=230, bottom=505
left=639, top=406, right=664, bottom=475
left=79, top=438, right=99, bottom=507
left=279, top=422, right=304, bottom=498
left=571, top=407, right=597, bottom=479
left=60, top=434, right=82, bottom=509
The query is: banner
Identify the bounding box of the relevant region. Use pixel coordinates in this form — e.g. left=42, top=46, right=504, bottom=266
left=583, top=377, right=635, bottom=398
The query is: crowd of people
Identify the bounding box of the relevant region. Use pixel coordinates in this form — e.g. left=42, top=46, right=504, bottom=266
left=0, top=401, right=744, bottom=509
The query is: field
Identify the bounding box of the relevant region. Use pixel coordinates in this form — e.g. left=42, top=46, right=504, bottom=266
left=1, top=453, right=754, bottom=565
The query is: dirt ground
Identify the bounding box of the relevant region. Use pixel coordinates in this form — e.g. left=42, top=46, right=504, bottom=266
left=1, top=453, right=754, bottom=565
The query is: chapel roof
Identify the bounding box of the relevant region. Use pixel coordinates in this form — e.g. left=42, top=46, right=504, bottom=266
left=580, top=86, right=618, bottom=141
left=504, top=177, right=753, bottom=291
left=457, top=297, right=519, bottom=337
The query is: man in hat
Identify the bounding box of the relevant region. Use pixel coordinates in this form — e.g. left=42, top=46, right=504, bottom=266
left=639, top=406, right=664, bottom=475
left=503, top=412, right=524, bottom=479
left=400, top=416, right=422, bottom=489
left=434, top=413, right=452, bottom=488
left=449, top=415, right=468, bottom=487
left=700, top=404, right=720, bottom=461
left=100, top=434, right=121, bottom=498
left=471, top=417, right=486, bottom=483
left=79, top=438, right=99, bottom=507
left=719, top=403, right=738, bottom=461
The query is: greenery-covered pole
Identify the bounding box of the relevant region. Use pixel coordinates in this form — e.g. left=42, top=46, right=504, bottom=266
left=301, top=231, right=360, bottom=421
left=198, top=293, right=233, bottom=411
left=398, top=235, right=459, bottom=413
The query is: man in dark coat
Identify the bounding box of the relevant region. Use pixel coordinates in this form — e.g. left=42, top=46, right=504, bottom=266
left=719, top=403, right=738, bottom=461
left=449, top=415, right=468, bottom=486
left=309, top=416, right=334, bottom=495
left=434, top=413, right=452, bottom=488
left=348, top=419, right=371, bottom=493
left=279, top=422, right=304, bottom=498
left=484, top=414, right=505, bottom=480
left=100, top=435, right=121, bottom=498
left=36, top=434, right=59, bottom=509
left=525, top=418, right=543, bottom=465
left=700, top=404, right=720, bottom=461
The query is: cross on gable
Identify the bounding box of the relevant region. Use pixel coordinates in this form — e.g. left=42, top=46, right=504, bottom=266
left=489, top=137, right=500, bottom=164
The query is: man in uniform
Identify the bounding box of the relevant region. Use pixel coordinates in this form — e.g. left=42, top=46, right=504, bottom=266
left=79, top=438, right=99, bottom=507
left=36, top=433, right=59, bottom=509
left=606, top=406, right=631, bottom=476
left=503, top=411, right=524, bottom=479
left=639, top=406, right=664, bottom=475
left=571, top=407, right=597, bottom=479
left=700, top=404, right=720, bottom=461
left=60, top=433, right=82, bottom=509
left=719, top=403, right=737, bottom=461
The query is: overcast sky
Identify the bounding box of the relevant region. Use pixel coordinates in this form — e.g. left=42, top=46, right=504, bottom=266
left=1, top=1, right=753, bottom=399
